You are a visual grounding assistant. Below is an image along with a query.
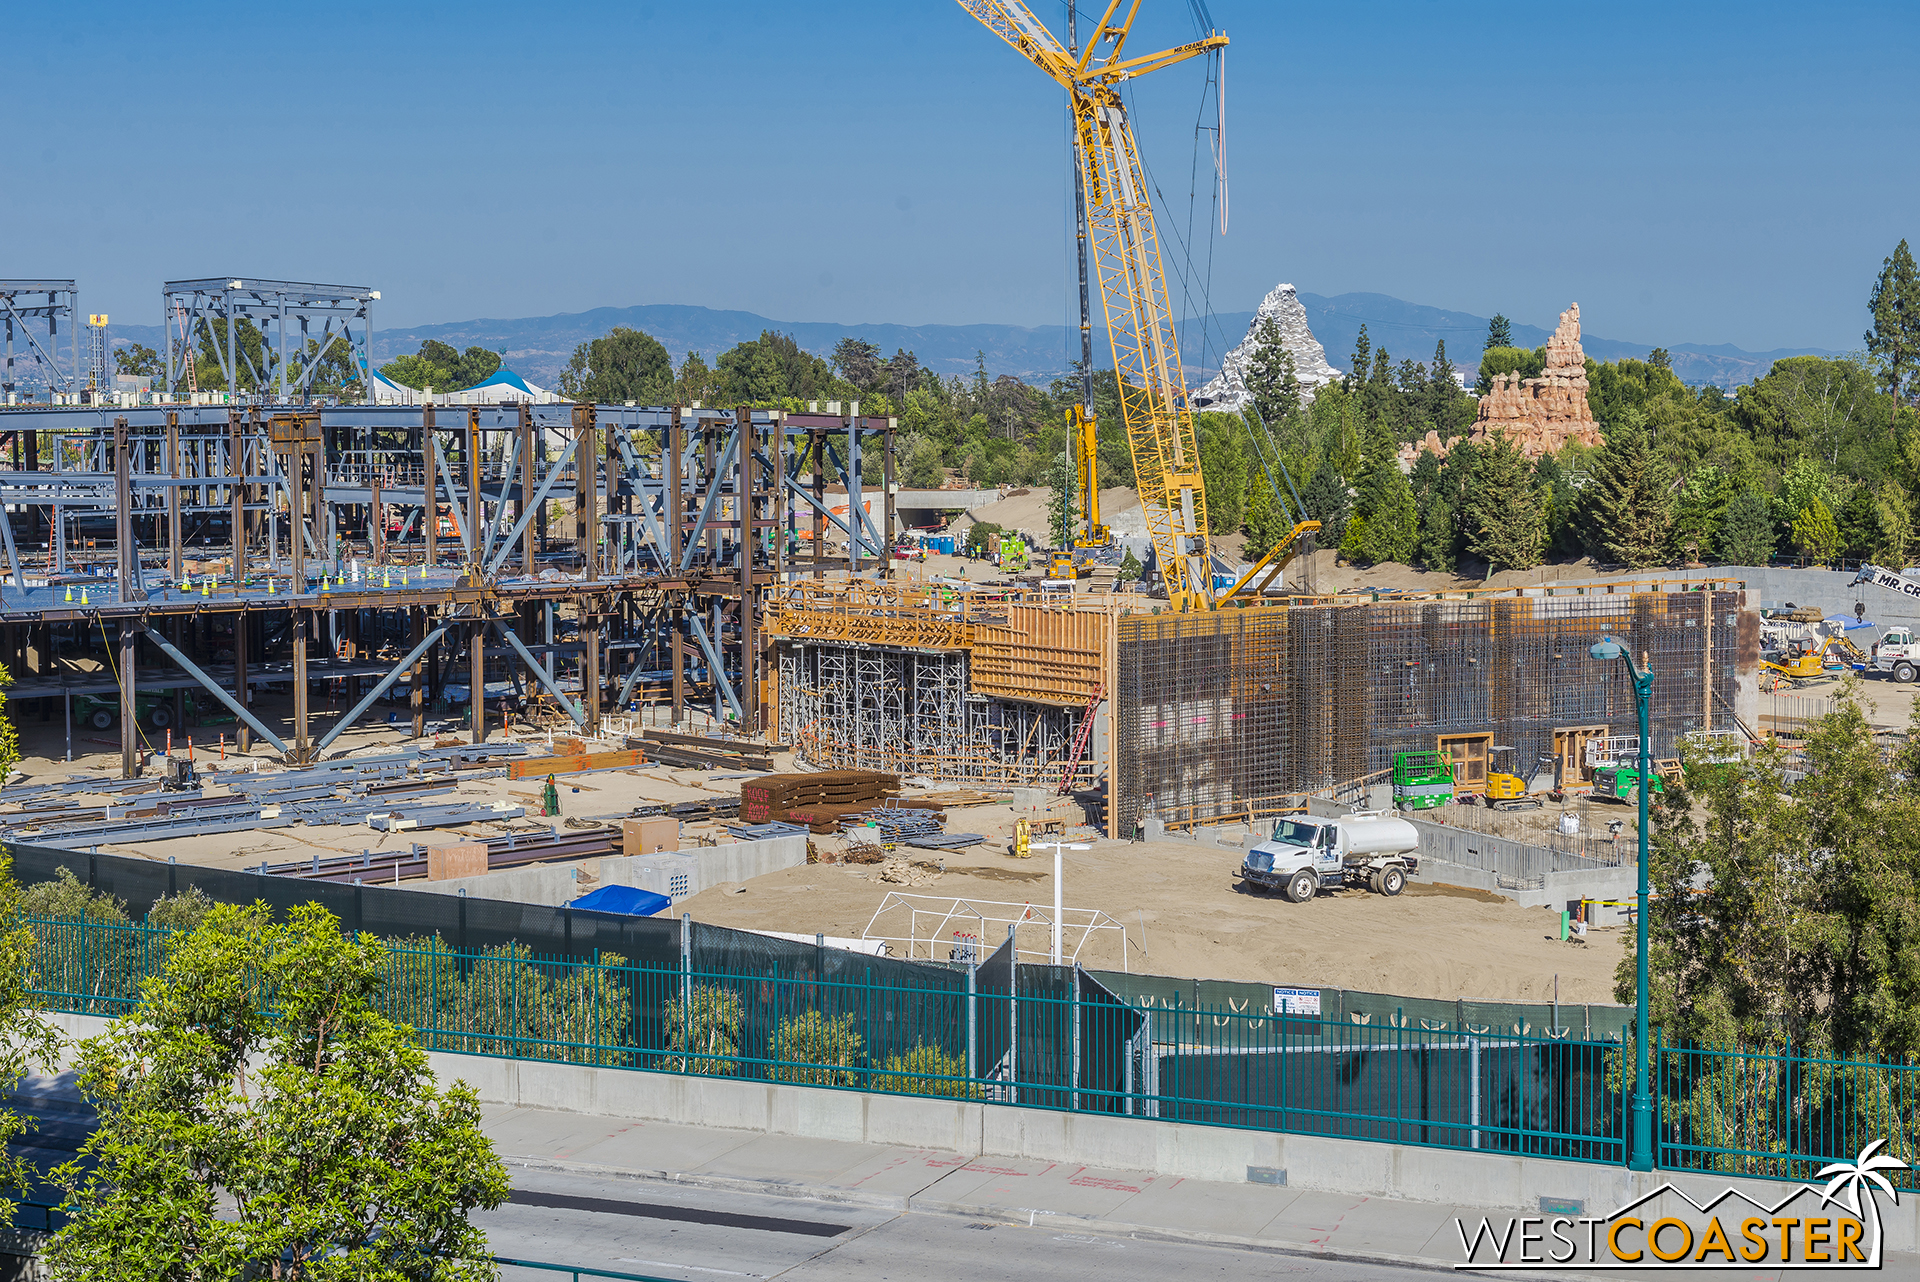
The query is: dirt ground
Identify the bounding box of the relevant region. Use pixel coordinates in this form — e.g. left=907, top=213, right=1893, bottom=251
left=4, top=699, right=1621, bottom=1003
left=677, top=798, right=1624, bottom=1004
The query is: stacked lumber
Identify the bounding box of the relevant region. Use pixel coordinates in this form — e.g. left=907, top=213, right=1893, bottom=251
left=740, top=770, right=899, bottom=824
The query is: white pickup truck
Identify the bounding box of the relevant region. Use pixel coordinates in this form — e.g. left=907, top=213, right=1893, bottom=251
left=1869, top=626, right=1920, bottom=681
left=1238, top=812, right=1422, bottom=903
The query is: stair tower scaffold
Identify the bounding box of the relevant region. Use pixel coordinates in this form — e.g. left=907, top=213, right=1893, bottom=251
left=86, top=314, right=110, bottom=401
left=956, top=1, right=1224, bottom=611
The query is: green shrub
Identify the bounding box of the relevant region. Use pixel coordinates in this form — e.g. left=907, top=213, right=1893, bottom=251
left=664, top=984, right=745, bottom=1075
left=871, top=1042, right=975, bottom=1097
left=767, top=1010, right=865, bottom=1086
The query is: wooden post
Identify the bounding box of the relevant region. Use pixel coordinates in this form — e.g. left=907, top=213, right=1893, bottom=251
left=409, top=607, right=426, bottom=740
left=166, top=412, right=182, bottom=587
left=520, top=401, right=536, bottom=575
left=466, top=408, right=482, bottom=580
left=292, top=609, right=309, bottom=761
left=574, top=404, right=599, bottom=580
left=119, top=622, right=138, bottom=779
left=230, top=414, right=247, bottom=588
left=423, top=404, right=437, bottom=570
left=583, top=600, right=601, bottom=737
left=671, top=605, right=684, bottom=726
left=667, top=407, right=684, bottom=573
left=882, top=416, right=897, bottom=581
left=738, top=407, right=757, bottom=731
left=810, top=430, right=825, bottom=578
left=235, top=609, right=251, bottom=753
left=470, top=620, right=486, bottom=745
left=370, top=468, right=384, bottom=567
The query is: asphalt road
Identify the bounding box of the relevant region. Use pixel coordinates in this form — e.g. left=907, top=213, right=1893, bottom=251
left=8, top=1075, right=1439, bottom=1280
left=483, top=1165, right=1437, bottom=1282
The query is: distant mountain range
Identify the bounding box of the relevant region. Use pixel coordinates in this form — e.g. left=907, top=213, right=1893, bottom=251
left=101, top=292, right=1840, bottom=393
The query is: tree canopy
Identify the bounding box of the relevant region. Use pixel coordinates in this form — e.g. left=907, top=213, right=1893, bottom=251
left=47, top=902, right=507, bottom=1281
left=380, top=340, right=502, bottom=394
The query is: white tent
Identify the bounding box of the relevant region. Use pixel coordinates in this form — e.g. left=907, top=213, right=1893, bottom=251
left=368, top=368, right=560, bottom=405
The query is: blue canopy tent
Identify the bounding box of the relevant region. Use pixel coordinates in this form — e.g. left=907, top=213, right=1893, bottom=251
left=568, top=885, right=671, bottom=917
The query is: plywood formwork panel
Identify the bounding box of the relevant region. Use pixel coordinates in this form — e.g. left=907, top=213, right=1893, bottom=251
left=969, top=606, right=1109, bottom=707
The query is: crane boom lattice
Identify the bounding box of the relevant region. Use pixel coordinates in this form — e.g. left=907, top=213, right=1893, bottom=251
left=956, top=1, right=1227, bottom=611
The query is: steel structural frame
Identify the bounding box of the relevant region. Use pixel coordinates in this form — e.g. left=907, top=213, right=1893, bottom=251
left=0, top=281, right=79, bottom=400
left=162, top=279, right=375, bottom=403
left=0, top=399, right=896, bottom=771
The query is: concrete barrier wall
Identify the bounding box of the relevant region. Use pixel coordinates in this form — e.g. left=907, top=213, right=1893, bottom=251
left=403, top=835, right=809, bottom=908
left=425, top=1048, right=1920, bottom=1253
left=41, top=1011, right=1916, bottom=1250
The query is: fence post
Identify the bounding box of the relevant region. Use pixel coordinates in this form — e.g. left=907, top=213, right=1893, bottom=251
left=1655, top=1025, right=1664, bottom=1171
left=1469, top=1035, right=1481, bottom=1149
left=1071, top=963, right=1081, bottom=1112
left=1006, top=923, right=1018, bottom=1105
left=680, top=913, right=692, bottom=1075
left=966, top=961, right=977, bottom=1090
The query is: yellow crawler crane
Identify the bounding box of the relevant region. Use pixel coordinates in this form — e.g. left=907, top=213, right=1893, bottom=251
left=957, top=1, right=1225, bottom=611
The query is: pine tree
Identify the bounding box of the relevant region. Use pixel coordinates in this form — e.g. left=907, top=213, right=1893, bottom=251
left=1414, top=487, right=1456, bottom=572
left=1792, top=498, right=1841, bottom=565
left=1485, top=314, right=1513, bottom=350
left=1671, top=465, right=1732, bottom=560
left=1463, top=432, right=1546, bottom=574
left=1354, top=459, right=1419, bottom=565
left=1300, top=464, right=1351, bottom=547
left=1425, top=339, right=1457, bottom=430
left=1241, top=466, right=1284, bottom=560
left=1580, top=421, right=1675, bottom=567
left=1866, top=239, right=1920, bottom=405
left=1717, top=490, right=1776, bottom=566
left=1245, top=319, right=1301, bottom=427
left=1346, top=324, right=1370, bottom=391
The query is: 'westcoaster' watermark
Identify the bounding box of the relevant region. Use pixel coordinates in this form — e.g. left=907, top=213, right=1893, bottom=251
left=1454, top=1141, right=1907, bottom=1270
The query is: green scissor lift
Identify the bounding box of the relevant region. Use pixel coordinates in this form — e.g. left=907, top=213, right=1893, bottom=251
left=1391, top=750, right=1455, bottom=811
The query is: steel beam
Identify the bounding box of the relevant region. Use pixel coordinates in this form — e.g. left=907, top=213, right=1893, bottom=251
left=312, top=625, right=449, bottom=753
left=142, top=627, right=292, bottom=755
left=687, top=612, right=743, bottom=721
left=493, top=621, right=586, bottom=726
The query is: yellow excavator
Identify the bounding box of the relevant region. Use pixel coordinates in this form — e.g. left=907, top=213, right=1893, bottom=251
left=1760, top=632, right=1866, bottom=688
left=958, top=1, right=1316, bottom=610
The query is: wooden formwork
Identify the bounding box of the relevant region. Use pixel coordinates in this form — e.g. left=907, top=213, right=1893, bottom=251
left=969, top=605, right=1110, bottom=707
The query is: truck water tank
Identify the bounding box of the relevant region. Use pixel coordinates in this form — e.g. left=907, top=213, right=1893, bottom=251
left=1340, top=814, right=1420, bottom=857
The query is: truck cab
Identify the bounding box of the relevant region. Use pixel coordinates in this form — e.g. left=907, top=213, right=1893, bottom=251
left=1873, top=627, right=1920, bottom=682
left=1239, top=813, right=1421, bottom=904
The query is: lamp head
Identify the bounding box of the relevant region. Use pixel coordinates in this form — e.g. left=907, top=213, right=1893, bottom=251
left=1590, top=636, right=1626, bottom=661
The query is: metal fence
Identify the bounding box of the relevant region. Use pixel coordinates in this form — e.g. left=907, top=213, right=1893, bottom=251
left=29, top=917, right=1920, bottom=1184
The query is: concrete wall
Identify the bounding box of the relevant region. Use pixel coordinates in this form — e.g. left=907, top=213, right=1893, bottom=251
left=405, top=835, right=808, bottom=908
left=41, top=1011, right=1916, bottom=1251
left=1413, top=855, right=1636, bottom=910
left=428, top=1046, right=1920, bottom=1253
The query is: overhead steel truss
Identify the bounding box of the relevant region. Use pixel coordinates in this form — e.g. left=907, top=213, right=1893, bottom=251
left=1, top=281, right=79, bottom=401
left=162, top=278, right=376, bottom=403
left=0, top=399, right=897, bottom=774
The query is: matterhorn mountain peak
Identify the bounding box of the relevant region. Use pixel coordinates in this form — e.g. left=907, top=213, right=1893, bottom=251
left=1192, top=282, right=1341, bottom=413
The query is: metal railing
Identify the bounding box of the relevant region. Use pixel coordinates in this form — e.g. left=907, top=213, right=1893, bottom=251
left=22, top=918, right=1920, bottom=1184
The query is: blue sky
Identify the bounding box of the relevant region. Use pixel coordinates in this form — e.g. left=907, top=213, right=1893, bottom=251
left=5, top=1, right=1915, bottom=354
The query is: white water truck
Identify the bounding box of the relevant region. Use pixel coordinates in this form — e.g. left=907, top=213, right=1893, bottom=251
left=1238, top=812, right=1421, bottom=903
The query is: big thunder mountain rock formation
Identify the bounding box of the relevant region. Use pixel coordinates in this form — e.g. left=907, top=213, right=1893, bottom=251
left=1193, top=282, right=1341, bottom=412
left=1416, top=303, right=1604, bottom=462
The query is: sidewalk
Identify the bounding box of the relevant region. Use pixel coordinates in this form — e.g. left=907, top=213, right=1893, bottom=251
left=482, top=1104, right=1919, bottom=1280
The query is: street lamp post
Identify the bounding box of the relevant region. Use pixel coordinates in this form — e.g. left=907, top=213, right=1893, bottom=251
left=1590, top=634, right=1656, bottom=1172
